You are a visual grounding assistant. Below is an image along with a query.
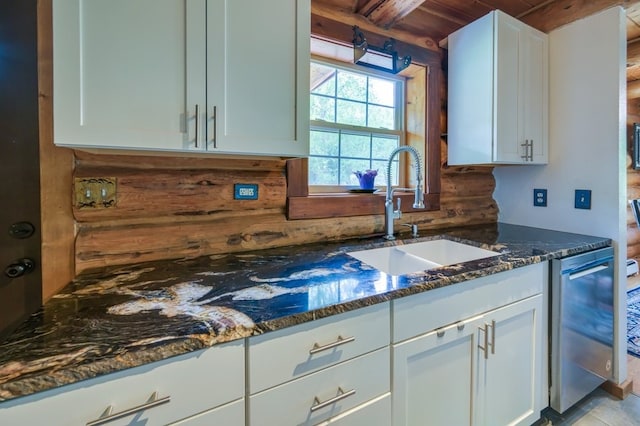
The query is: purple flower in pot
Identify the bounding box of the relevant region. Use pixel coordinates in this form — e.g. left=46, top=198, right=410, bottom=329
left=354, top=169, right=378, bottom=190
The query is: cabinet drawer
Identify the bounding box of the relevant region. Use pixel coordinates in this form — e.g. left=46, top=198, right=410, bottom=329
left=169, top=398, right=244, bottom=425
left=249, top=302, right=389, bottom=393
left=0, top=340, right=244, bottom=426
left=315, top=393, right=390, bottom=426
left=249, top=347, right=389, bottom=426
left=393, top=262, right=546, bottom=342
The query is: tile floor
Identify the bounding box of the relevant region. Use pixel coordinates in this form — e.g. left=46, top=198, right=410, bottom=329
left=537, top=388, right=640, bottom=425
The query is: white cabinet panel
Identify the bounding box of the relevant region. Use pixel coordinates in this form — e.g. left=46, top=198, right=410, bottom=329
left=447, top=10, right=548, bottom=165
left=477, top=295, right=542, bottom=426
left=0, top=341, right=244, bottom=426
left=393, top=317, right=484, bottom=426
left=250, top=348, right=389, bottom=426
left=169, top=398, right=244, bottom=426
left=53, top=0, right=310, bottom=157
left=206, top=0, right=310, bottom=156
left=53, top=0, right=191, bottom=151
left=249, top=302, right=389, bottom=393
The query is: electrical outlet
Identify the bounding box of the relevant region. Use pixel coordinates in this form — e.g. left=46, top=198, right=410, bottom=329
left=234, top=183, right=259, bottom=200
left=533, top=189, right=547, bottom=207
left=74, top=177, right=117, bottom=209
left=575, top=189, right=591, bottom=210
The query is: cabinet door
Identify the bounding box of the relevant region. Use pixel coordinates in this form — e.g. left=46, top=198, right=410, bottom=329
left=53, top=0, right=199, bottom=151
left=206, top=0, right=310, bottom=157
left=392, top=316, right=485, bottom=426
left=523, top=28, right=548, bottom=164
left=494, top=12, right=522, bottom=164
left=476, top=295, right=542, bottom=426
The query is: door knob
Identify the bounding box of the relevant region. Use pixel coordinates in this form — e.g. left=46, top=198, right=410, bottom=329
left=4, top=258, right=35, bottom=278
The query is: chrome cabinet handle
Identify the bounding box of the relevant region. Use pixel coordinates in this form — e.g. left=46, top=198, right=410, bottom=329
left=478, top=323, right=489, bottom=359
left=194, top=104, right=199, bottom=148
left=310, top=387, right=356, bottom=412
left=309, top=335, right=355, bottom=355
left=86, top=392, right=170, bottom=426
left=520, top=139, right=530, bottom=161
left=529, top=140, right=534, bottom=161
left=491, top=319, right=496, bottom=354
left=456, top=321, right=465, bottom=331
left=436, top=329, right=445, bottom=338
left=212, top=106, right=217, bottom=149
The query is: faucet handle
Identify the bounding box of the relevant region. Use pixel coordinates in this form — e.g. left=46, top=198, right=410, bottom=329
left=395, top=197, right=402, bottom=219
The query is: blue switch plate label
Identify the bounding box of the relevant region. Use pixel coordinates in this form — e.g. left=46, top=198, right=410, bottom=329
left=234, top=184, right=259, bottom=200
left=575, top=189, right=591, bottom=210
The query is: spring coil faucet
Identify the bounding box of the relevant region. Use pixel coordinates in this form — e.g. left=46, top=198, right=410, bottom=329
left=384, top=146, right=425, bottom=240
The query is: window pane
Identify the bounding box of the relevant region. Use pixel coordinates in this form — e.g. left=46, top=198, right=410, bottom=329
left=368, top=105, right=395, bottom=130
left=372, top=136, right=398, bottom=159
left=310, top=129, right=339, bottom=156
left=311, top=63, right=335, bottom=96
left=336, top=99, right=366, bottom=127
left=310, top=94, right=335, bottom=122
left=309, top=156, right=339, bottom=185
left=368, top=77, right=395, bottom=107
left=341, top=133, right=370, bottom=158
left=373, top=159, right=399, bottom=186
left=336, top=70, right=366, bottom=102
left=340, top=158, right=371, bottom=186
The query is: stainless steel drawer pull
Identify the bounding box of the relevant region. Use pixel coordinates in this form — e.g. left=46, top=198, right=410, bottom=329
left=490, top=319, right=496, bottom=354
left=436, top=329, right=445, bottom=337
left=309, top=335, right=355, bottom=355
left=456, top=322, right=465, bottom=331
left=194, top=104, right=199, bottom=148
left=212, top=106, right=217, bottom=149
left=310, top=387, right=356, bottom=412
left=86, top=392, right=170, bottom=426
left=478, top=323, right=489, bottom=360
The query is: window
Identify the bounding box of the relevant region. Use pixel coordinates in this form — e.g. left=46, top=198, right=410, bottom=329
left=309, top=61, right=404, bottom=190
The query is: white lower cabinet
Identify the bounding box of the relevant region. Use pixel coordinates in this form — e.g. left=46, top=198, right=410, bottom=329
left=0, top=340, right=244, bottom=426
left=392, top=263, right=546, bottom=426
left=249, top=348, right=389, bottom=426
left=169, top=398, right=244, bottom=425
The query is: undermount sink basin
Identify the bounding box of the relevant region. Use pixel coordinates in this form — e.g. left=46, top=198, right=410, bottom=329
left=347, top=239, right=500, bottom=276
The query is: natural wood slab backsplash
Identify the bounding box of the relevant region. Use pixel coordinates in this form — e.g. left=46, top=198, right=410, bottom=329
left=72, top=142, right=497, bottom=274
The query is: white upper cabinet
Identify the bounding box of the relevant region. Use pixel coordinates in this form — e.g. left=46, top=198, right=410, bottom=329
left=447, top=10, right=548, bottom=165
left=53, top=0, right=310, bottom=157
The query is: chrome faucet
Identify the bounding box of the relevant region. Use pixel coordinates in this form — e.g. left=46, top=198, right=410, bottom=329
left=384, top=146, right=425, bottom=240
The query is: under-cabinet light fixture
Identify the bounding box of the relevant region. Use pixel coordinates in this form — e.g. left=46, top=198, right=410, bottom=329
left=352, top=26, right=411, bottom=74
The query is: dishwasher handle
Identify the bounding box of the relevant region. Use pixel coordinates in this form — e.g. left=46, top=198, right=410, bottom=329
left=563, top=255, right=613, bottom=278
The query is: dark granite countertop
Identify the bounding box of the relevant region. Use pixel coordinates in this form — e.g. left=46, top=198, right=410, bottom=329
left=0, top=223, right=611, bottom=402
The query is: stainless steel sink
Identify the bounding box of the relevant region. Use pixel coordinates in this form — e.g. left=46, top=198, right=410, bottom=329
left=347, top=239, right=500, bottom=276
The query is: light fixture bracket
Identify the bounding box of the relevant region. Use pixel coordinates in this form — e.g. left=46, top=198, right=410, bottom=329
left=352, top=26, right=411, bottom=74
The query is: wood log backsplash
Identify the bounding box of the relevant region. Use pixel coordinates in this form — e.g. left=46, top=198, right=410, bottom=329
left=72, top=141, right=497, bottom=274
left=628, top=105, right=640, bottom=263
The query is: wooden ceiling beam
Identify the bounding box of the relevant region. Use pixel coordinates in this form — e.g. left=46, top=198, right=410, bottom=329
left=629, top=38, right=640, bottom=67
left=312, top=1, right=439, bottom=52
left=365, top=0, right=428, bottom=28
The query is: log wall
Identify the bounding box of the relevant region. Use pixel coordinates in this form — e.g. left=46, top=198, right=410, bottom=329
left=72, top=140, right=497, bottom=274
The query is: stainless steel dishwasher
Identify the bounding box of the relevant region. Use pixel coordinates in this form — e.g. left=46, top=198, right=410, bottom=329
left=550, top=246, right=615, bottom=413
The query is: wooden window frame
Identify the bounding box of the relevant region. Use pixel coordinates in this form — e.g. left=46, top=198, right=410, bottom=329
left=286, top=39, right=441, bottom=220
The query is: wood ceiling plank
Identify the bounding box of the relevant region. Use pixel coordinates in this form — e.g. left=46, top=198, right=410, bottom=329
left=312, top=1, right=440, bottom=52
left=518, top=0, right=625, bottom=33
left=629, top=38, right=640, bottom=67
left=366, top=0, right=428, bottom=28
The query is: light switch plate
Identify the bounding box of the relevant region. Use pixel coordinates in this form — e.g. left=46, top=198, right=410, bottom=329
left=575, top=189, right=591, bottom=210
left=74, top=177, right=117, bottom=209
